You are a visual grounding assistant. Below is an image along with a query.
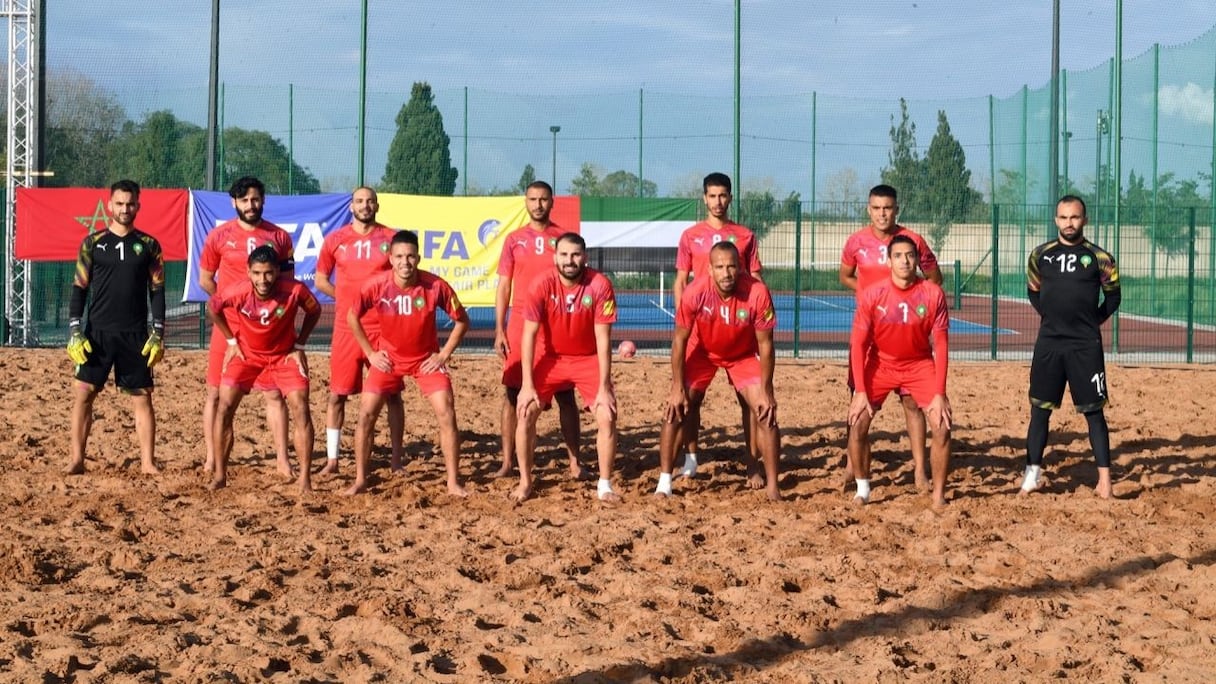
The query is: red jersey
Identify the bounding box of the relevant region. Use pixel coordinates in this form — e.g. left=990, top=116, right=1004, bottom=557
left=209, top=278, right=320, bottom=360
left=497, top=223, right=569, bottom=306
left=353, top=271, right=464, bottom=360
left=316, top=223, right=397, bottom=328
left=676, top=273, right=776, bottom=364
left=850, top=277, right=949, bottom=392
left=200, top=219, right=295, bottom=290
left=522, top=267, right=617, bottom=357
left=676, top=221, right=762, bottom=280
left=841, top=225, right=938, bottom=292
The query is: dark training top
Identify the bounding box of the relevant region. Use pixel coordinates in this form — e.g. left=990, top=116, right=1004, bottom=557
left=69, top=229, right=166, bottom=333
left=1026, top=237, right=1121, bottom=343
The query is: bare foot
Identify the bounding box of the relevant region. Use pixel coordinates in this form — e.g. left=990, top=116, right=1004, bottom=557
left=746, top=461, right=765, bottom=490
left=838, top=455, right=853, bottom=491
left=343, top=480, right=369, bottom=496
left=276, top=460, right=295, bottom=479
left=64, top=460, right=86, bottom=475
left=765, top=487, right=782, bottom=502
left=509, top=484, right=532, bottom=502
left=390, top=454, right=404, bottom=472
left=494, top=462, right=513, bottom=478
left=852, top=494, right=868, bottom=507
left=141, top=461, right=162, bottom=475
left=1094, top=482, right=1113, bottom=499
left=568, top=462, right=591, bottom=481
left=298, top=479, right=313, bottom=494
left=448, top=482, right=469, bottom=498
left=208, top=477, right=227, bottom=490
left=319, top=459, right=339, bottom=476
left=931, top=496, right=947, bottom=511
left=914, top=474, right=931, bottom=493
left=203, top=458, right=214, bottom=474
left=598, top=490, right=621, bottom=503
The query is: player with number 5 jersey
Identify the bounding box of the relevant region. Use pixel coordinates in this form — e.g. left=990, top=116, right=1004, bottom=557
left=1022, top=195, right=1121, bottom=499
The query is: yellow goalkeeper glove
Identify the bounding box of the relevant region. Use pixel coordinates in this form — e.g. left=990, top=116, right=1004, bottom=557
left=141, top=331, right=164, bottom=368
left=67, top=329, right=92, bottom=365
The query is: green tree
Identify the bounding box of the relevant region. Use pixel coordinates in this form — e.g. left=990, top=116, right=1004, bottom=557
left=109, top=110, right=207, bottom=188
left=517, top=164, right=536, bottom=192
left=880, top=98, right=924, bottom=218
left=568, top=163, right=657, bottom=197
left=738, top=189, right=800, bottom=240
left=569, top=162, right=602, bottom=196
left=44, top=70, right=126, bottom=187
left=382, top=82, right=458, bottom=195
left=219, top=128, right=320, bottom=195
left=921, top=110, right=982, bottom=252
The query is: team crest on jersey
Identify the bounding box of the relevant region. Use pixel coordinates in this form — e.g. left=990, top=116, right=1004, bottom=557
left=133, top=243, right=144, bottom=256
left=413, top=296, right=425, bottom=309
left=549, top=238, right=558, bottom=248
left=602, top=300, right=615, bottom=316
left=380, top=242, right=390, bottom=253
left=916, top=304, right=927, bottom=318
left=736, top=309, right=748, bottom=320
left=580, top=294, right=593, bottom=308
left=1080, top=254, right=1093, bottom=268
left=274, top=306, right=286, bottom=318
left=728, top=235, right=737, bottom=243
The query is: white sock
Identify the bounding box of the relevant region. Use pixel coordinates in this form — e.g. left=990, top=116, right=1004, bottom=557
left=1021, top=464, right=1042, bottom=491
left=678, top=452, right=698, bottom=477
left=597, top=478, right=614, bottom=497
left=656, top=472, right=673, bottom=495
left=326, top=428, right=341, bottom=461
left=855, top=479, right=871, bottom=502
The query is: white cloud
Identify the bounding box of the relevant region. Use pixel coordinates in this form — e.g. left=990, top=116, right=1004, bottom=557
left=1158, top=82, right=1214, bottom=125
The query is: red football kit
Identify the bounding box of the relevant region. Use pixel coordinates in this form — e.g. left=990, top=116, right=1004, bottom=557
left=841, top=225, right=938, bottom=291
left=676, top=220, right=762, bottom=280
left=849, top=277, right=950, bottom=409
left=200, top=219, right=296, bottom=386
left=209, top=278, right=320, bottom=393
left=521, top=267, right=617, bottom=407
left=497, top=222, right=570, bottom=386
left=675, top=273, right=776, bottom=391
left=316, top=223, right=397, bottom=394
left=352, top=271, right=465, bottom=395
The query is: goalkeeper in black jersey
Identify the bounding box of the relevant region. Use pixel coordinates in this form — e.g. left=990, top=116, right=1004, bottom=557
left=1022, top=195, right=1121, bottom=499
left=66, top=180, right=166, bottom=475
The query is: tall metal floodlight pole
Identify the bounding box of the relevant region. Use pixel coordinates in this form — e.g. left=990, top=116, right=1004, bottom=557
left=549, top=126, right=561, bottom=191
left=205, top=0, right=219, bottom=191
left=357, top=0, right=368, bottom=186
left=733, top=0, right=741, bottom=198
left=1048, top=0, right=1060, bottom=203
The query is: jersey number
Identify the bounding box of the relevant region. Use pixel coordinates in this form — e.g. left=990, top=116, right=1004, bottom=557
left=897, top=302, right=909, bottom=323
left=1091, top=372, right=1106, bottom=396
left=534, top=237, right=546, bottom=255
left=564, top=293, right=577, bottom=313
left=1056, top=254, right=1078, bottom=273
left=391, top=295, right=414, bottom=315
left=259, top=308, right=271, bottom=326
left=354, top=239, right=373, bottom=259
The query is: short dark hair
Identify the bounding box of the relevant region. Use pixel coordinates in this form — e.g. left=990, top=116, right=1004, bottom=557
left=557, top=232, right=585, bottom=251
left=110, top=179, right=140, bottom=197
left=1058, top=194, right=1088, bottom=217
left=710, top=241, right=740, bottom=259
left=888, top=234, right=918, bottom=259
left=247, top=245, right=279, bottom=267
left=869, top=184, right=898, bottom=201
left=391, top=229, right=419, bottom=248
left=703, top=172, right=732, bottom=194
left=526, top=180, right=554, bottom=195
left=229, top=176, right=265, bottom=199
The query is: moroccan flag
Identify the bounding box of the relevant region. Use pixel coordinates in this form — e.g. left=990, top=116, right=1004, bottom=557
left=15, top=187, right=190, bottom=261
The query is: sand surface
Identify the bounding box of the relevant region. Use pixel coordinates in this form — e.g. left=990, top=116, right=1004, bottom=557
left=1, top=348, right=1213, bottom=682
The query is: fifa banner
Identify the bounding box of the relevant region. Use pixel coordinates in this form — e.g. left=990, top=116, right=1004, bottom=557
left=14, top=187, right=190, bottom=261
left=375, top=193, right=580, bottom=307
left=183, top=191, right=580, bottom=307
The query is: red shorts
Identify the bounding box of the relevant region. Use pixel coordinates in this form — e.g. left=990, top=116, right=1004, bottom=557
left=532, top=354, right=603, bottom=409
left=208, top=326, right=282, bottom=392
left=846, top=355, right=911, bottom=397
left=222, top=353, right=310, bottom=394
left=328, top=323, right=381, bottom=396
left=502, top=312, right=552, bottom=389
left=859, top=358, right=939, bottom=410
left=684, top=347, right=762, bottom=392
left=363, top=353, right=452, bottom=396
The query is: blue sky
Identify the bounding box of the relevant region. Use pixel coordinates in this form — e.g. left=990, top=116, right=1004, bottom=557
left=37, top=1, right=1216, bottom=197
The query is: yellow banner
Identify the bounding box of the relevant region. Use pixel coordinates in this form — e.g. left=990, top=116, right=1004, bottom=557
left=375, top=195, right=527, bottom=306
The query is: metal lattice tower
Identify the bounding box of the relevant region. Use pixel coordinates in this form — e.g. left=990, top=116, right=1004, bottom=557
left=2, top=0, right=37, bottom=345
